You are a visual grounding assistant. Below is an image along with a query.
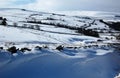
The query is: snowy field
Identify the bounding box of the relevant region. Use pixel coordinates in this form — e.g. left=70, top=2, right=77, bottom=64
left=0, top=8, right=120, bottom=78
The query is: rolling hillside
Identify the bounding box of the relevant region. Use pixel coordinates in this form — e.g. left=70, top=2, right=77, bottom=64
left=0, top=8, right=120, bottom=78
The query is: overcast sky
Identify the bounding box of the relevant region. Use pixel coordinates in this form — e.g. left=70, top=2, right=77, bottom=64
left=0, top=0, right=120, bottom=12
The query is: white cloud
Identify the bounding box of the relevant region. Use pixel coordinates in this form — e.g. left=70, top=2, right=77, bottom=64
left=21, top=0, right=120, bottom=12
left=21, top=0, right=59, bottom=11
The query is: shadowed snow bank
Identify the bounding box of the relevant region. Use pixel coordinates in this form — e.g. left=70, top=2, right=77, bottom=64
left=0, top=48, right=120, bottom=78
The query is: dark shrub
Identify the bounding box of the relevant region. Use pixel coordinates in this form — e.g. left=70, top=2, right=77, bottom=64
left=83, top=46, right=87, bottom=49
left=0, top=17, right=3, bottom=20
left=116, top=34, right=120, bottom=40
left=56, top=45, right=64, bottom=51
left=0, top=47, right=3, bottom=50
left=74, top=47, right=77, bottom=49
left=99, top=19, right=104, bottom=22
left=20, top=47, right=31, bottom=52
left=46, top=17, right=56, bottom=20
left=35, top=46, right=42, bottom=50
left=7, top=46, right=17, bottom=54
left=43, top=45, right=48, bottom=48
left=2, top=18, right=7, bottom=26
left=21, top=9, right=26, bottom=11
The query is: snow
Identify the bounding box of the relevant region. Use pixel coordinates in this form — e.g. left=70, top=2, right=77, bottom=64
left=0, top=26, right=39, bottom=42
left=0, top=8, right=120, bottom=78
left=0, top=25, right=98, bottom=45
left=0, top=48, right=120, bottom=78
left=0, top=51, right=12, bottom=67
left=115, top=73, right=120, bottom=78
left=96, top=49, right=113, bottom=55
left=54, top=11, right=120, bottom=18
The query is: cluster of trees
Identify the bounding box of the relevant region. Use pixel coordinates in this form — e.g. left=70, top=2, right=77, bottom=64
left=110, top=22, right=120, bottom=31
left=27, top=20, right=78, bottom=30
left=0, top=17, right=7, bottom=26
left=77, top=28, right=99, bottom=37
left=27, top=18, right=100, bottom=37
left=100, top=19, right=120, bottom=31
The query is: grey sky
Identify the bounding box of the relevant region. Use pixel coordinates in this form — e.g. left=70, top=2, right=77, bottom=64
left=0, top=0, right=120, bottom=12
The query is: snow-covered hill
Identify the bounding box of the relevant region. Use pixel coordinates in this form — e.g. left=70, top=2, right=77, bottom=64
left=55, top=11, right=120, bottom=20
left=0, top=8, right=120, bottom=78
